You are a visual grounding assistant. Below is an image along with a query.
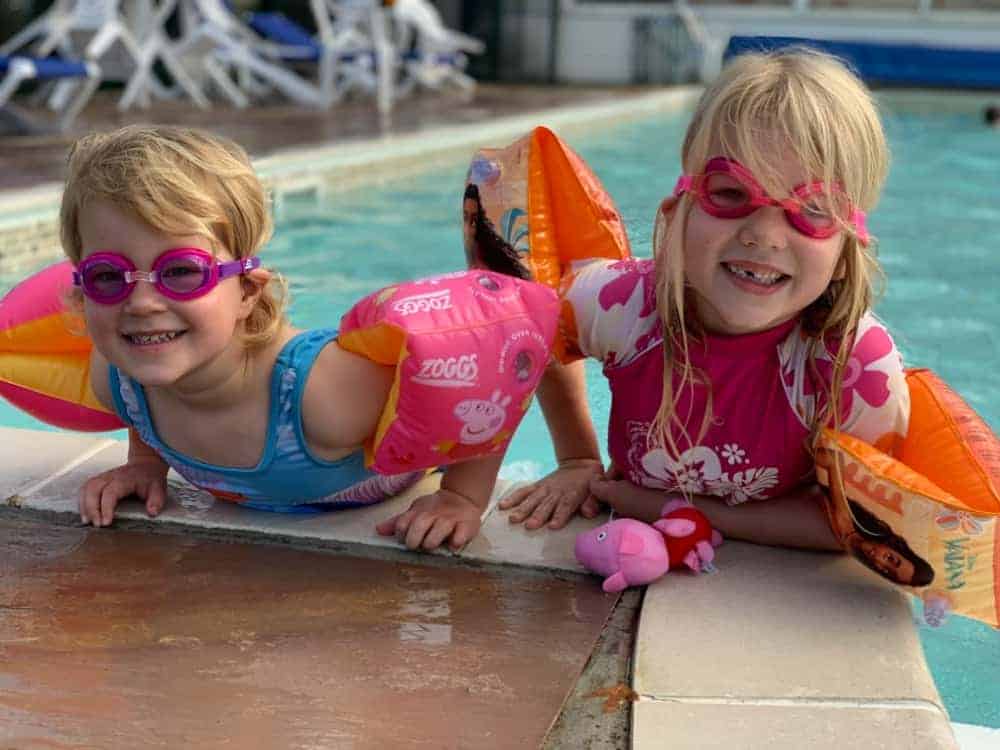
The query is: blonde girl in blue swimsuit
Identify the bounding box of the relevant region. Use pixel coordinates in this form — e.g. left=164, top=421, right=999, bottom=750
left=62, top=125, right=502, bottom=551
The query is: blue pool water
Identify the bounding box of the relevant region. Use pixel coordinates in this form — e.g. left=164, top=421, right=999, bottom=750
left=1, top=105, right=997, bottom=727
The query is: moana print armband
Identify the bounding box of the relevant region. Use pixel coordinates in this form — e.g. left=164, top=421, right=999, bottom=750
left=817, top=369, right=1000, bottom=628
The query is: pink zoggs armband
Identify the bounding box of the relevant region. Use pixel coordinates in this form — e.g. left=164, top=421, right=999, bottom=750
left=338, top=270, right=558, bottom=474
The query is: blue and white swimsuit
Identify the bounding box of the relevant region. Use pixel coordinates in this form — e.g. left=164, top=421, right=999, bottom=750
left=110, top=328, right=422, bottom=512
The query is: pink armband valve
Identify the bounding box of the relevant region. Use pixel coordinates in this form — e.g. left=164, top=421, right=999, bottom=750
left=338, top=270, right=558, bottom=474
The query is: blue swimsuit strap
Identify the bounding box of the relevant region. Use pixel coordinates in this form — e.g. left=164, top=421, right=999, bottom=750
left=107, top=328, right=341, bottom=470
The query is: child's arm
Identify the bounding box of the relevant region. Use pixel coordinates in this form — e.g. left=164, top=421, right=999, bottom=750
left=301, top=341, right=395, bottom=459
left=588, top=477, right=842, bottom=551
left=499, top=358, right=605, bottom=529
left=502, top=259, right=658, bottom=531
left=303, top=342, right=502, bottom=551
left=79, top=350, right=169, bottom=526
left=376, top=452, right=505, bottom=551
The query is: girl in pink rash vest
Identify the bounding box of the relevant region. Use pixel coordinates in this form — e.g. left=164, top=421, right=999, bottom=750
left=500, top=48, right=909, bottom=551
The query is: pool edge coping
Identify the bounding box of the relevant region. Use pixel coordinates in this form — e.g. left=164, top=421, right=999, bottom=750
left=0, top=426, right=960, bottom=748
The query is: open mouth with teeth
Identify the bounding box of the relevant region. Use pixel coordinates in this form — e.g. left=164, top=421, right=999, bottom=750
left=722, top=262, right=790, bottom=287
left=122, top=331, right=186, bottom=346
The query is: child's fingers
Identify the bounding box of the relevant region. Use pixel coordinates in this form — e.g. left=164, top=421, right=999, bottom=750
left=546, top=499, right=580, bottom=530
left=508, top=490, right=545, bottom=523
left=580, top=495, right=602, bottom=519
left=145, top=481, right=166, bottom=517
left=80, top=476, right=105, bottom=525
left=548, top=490, right=602, bottom=527
left=376, top=512, right=406, bottom=536
left=588, top=477, right=611, bottom=501
left=403, top=512, right=436, bottom=550
left=506, top=489, right=547, bottom=523
left=449, top=520, right=479, bottom=551
left=498, top=484, right=533, bottom=509
left=523, top=495, right=558, bottom=530
left=421, top=517, right=456, bottom=551
left=98, top=481, right=125, bottom=527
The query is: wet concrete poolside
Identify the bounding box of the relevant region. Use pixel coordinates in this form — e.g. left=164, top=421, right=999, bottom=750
left=0, top=513, right=618, bottom=749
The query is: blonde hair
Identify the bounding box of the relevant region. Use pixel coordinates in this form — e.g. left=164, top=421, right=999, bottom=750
left=651, top=48, right=889, bottom=464
left=59, top=124, right=288, bottom=348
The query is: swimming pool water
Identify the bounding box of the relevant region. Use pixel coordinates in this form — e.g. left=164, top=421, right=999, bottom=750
left=0, top=104, right=997, bottom=727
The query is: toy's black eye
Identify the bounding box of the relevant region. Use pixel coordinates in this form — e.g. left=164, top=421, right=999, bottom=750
left=597, top=531, right=607, bottom=541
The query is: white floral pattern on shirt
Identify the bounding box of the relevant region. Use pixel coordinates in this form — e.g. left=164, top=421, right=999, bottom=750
left=777, top=313, right=909, bottom=444
left=638, top=441, right=780, bottom=505
left=721, top=443, right=746, bottom=465
left=711, top=466, right=780, bottom=505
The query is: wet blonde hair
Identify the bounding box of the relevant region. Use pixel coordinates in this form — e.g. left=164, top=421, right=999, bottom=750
left=59, top=124, right=288, bottom=348
left=651, top=48, right=889, bottom=464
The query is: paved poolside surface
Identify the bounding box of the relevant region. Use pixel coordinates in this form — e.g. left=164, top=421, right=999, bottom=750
left=0, top=84, right=641, bottom=191
left=1, top=513, right=617, bottom=750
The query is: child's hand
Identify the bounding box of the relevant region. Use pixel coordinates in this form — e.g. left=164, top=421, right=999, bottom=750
left=588, top=476, right=671, bottom=525
left=376, top=488, right=483, bottom=552
left=499, top=458, right=604, bottom=530
left=79, top=458, right=169, bottom=527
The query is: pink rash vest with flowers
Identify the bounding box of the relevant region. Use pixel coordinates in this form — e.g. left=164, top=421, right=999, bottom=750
left=561, top=258, right=910, bottom=504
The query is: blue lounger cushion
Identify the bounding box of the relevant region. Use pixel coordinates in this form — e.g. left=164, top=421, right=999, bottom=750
left=0, top=55, right=90, bottom=80
left=248, top=12, right=322, bottom=61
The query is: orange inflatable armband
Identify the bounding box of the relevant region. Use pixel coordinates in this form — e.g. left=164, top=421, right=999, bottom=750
left=0, top=261, right=124, bottom=431
left=465, top=126, right=632, bottom=360
left=818, top=369, right=1000, bottom=628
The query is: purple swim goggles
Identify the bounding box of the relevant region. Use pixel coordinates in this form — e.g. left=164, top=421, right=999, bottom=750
left=73, top=248, right=260, bottom=305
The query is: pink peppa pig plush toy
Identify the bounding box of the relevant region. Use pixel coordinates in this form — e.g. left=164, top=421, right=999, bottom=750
left=574, top=499, right=723, bottom=592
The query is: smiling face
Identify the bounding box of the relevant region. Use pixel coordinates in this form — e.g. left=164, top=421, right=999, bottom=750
left=78, top=200, right=254, bottom=391
left=681, top=146, right=846, bottom=336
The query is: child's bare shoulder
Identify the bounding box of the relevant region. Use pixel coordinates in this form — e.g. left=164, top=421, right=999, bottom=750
left=300, top=340, right=394, bottom=453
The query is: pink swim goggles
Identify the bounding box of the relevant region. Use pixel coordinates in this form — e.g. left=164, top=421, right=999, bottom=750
left=673, top=157, right=870, bottom=246
left=74, top=248, right=261, bottom=305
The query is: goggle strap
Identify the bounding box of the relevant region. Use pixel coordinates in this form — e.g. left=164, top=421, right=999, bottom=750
left=218, top=256, right=261, bottom=280
left=851, top=209, right=870, bottom=246
left=673, top=175, right=693, bottom=197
